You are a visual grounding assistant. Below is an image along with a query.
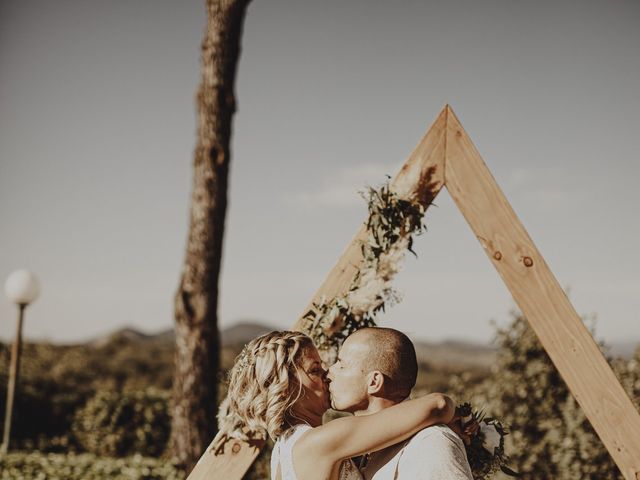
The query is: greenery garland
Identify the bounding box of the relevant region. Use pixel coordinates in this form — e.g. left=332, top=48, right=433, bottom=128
left=302, top=177, right=429, bottom=353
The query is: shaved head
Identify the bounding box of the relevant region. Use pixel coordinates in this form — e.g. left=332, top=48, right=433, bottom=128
left=348, top=327, right=418, bottom=401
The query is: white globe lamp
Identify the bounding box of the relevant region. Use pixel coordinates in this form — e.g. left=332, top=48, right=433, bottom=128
left=2, top=269, right=40, bottom=454
left=5, top=270, right=40, bottom=306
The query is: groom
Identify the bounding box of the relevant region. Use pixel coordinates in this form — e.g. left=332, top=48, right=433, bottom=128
left=327, top=327, right=473, bottom=479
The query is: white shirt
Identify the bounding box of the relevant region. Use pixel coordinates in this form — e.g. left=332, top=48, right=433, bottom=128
left=361, top=425, right=474, bottom=480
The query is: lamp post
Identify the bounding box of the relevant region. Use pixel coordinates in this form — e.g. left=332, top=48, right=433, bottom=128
left=2, top=270, right=39, bottom=455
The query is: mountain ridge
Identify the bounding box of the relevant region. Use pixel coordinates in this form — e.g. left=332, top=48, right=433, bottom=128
left=69, top=321, right=640, bottom=363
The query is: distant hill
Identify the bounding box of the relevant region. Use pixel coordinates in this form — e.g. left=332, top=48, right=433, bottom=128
left=86, top=322, right=637, bottom=365
left=413, top=339, right=496, bottom=370
left=220, top=322, right=275, bottom=346
left=87, top=321, right=278, bottom=350
left=87, top=327, right=157, bottom=348
left=608, top=341, right=639, bottom=359
left=87, top=323, right=497, bottom=369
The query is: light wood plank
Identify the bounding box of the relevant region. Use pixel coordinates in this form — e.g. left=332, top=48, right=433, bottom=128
left=444, top=105, right=640, bottom=480
left=186, top=435, right=264, bottom=480
left=187, top=106, right=448, bottom=479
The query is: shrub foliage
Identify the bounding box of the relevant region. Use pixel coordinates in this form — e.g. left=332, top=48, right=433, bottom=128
left=448, top=313, right=639, bottom=480
left=0, top=452, right=182, bottom=480
left=71, top=388, right=170, bottom=457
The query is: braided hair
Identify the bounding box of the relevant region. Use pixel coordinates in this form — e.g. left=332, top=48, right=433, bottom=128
left=219, top=331, right=314, bottom=441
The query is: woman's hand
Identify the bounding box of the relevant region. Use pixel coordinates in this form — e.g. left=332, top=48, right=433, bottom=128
left=447, top=414, right=480, bottom=446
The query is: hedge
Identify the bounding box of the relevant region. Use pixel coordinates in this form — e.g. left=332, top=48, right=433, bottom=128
left=0, top=452, right=183, bottom=480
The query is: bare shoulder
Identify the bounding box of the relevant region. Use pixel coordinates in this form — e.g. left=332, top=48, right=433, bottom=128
left=292, top=427, right=336, bottom=477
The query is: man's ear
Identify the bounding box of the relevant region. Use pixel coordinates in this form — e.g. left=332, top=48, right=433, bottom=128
left=366, top=370, right=385, bottom=395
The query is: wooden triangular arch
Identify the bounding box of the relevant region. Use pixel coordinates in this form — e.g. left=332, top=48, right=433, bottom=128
left=189, top=106, right=640, bottom=480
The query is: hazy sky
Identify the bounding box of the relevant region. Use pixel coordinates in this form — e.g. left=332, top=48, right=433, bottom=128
left=1, top=0, right=639, bottom=345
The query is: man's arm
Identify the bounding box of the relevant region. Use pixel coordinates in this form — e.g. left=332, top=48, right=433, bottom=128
left=396, top=425, right=474, bottom=480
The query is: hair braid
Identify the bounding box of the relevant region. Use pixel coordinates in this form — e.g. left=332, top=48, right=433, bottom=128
left=218, top=330, right=314, bottom=441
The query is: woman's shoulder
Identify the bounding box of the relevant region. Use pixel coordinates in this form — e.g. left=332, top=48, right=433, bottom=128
left=273, top=424, right=316, bottom=480
left=278, top=423, right=315, bottom=454
left=291, top=431, right=363, bottom=480
left=281, top=423, right=313, bottom=442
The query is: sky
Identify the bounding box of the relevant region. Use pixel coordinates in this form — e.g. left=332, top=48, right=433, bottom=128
left=1, top=0, right=639, bottom=346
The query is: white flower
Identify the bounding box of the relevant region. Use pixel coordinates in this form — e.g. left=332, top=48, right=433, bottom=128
left=481, top=423, right=501, bottom=454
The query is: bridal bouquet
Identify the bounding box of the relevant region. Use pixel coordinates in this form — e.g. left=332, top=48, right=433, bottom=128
left=454, top=403, right=519, bottom=479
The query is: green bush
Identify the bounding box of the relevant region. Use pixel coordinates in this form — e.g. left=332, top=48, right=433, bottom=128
left=447, top=313, right=640, bottom=479
left=71, top=388, right=171, bottom=457
left=0, top=343, right=89, bottom=451
left=0, top=452, right=183, bottom=480
left=0, top=334, right=178, bottom=452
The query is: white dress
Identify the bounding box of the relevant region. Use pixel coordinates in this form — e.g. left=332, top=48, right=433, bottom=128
left=271, top=424, right=363, bottom=480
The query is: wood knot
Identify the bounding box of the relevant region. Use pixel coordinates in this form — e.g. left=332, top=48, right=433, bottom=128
left=523, top=256, right=534, bottom=267
left=456, top=130, right=462, bottom=138
left=493, top=251, right=502, bottom=261
left=636, top=472, right=640, bottom=480
left=232, top=442, right=241, bottom=454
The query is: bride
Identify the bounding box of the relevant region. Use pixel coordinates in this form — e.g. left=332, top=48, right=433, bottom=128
left=219, top=330, right=455, bottom=480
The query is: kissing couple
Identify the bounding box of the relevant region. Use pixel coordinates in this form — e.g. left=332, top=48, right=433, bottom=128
left=221, top=327, right=476, bottom=479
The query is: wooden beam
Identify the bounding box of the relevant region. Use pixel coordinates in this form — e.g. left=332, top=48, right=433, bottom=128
left=186, top=437, right=264, bottom=480
left=187, top=106, right=448, bottom=479
left=443, top=106, right=640, bottom=480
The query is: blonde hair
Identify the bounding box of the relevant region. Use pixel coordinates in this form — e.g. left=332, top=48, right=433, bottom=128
left=218, top=330, right=314, bottom=441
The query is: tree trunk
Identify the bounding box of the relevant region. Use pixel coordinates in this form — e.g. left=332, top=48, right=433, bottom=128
left=171, top=0, right=251, bottom=471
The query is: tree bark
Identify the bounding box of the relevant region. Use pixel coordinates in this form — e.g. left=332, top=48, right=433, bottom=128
left=171, top=0, right=252, bottom=471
